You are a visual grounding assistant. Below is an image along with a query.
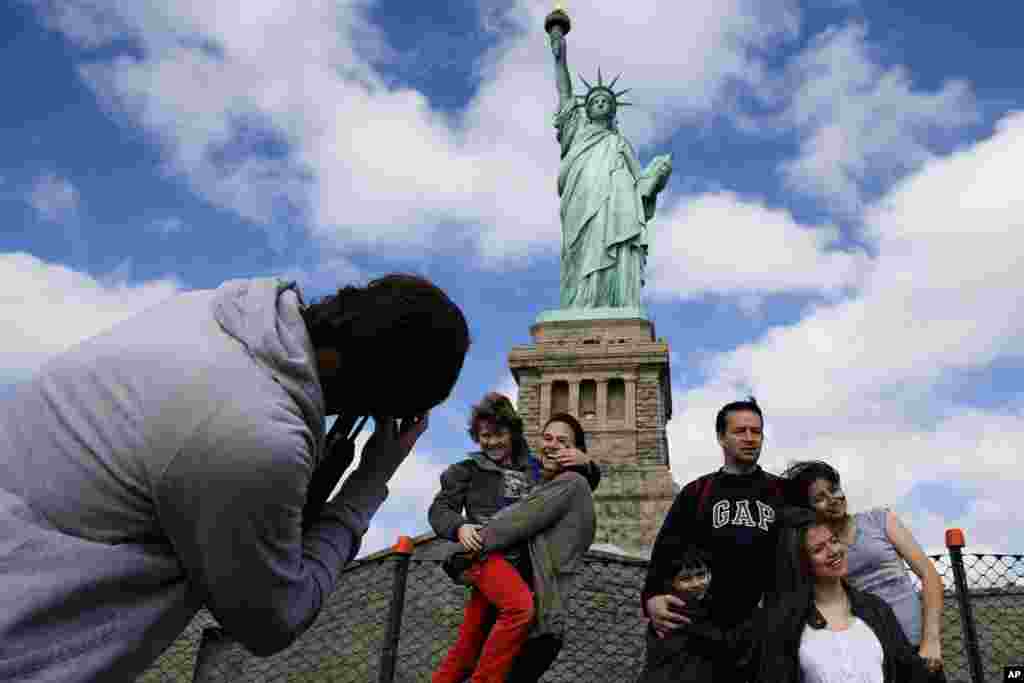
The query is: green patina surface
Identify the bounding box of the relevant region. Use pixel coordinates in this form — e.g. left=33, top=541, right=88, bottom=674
left=535, top=306, right=648, bottom=324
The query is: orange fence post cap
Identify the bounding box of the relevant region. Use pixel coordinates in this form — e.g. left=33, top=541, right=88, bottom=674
left=394, top=535, right=415, bottom=555
left=945, top=528, right=965, bottom=548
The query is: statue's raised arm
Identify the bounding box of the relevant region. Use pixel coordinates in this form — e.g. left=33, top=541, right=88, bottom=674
left=546, top=8, right=573, bottom=112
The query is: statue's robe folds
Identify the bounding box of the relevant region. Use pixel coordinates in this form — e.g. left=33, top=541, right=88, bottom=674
left=555, top=103, right=659, bottom=309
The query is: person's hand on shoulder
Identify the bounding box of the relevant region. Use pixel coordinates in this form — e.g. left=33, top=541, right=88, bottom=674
left=555, top=446, right=590, bottom=469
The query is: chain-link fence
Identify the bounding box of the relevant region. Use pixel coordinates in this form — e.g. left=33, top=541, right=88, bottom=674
left=142, top=537, right=1023, bottom=683
left=906, top=551, right=1024, bottom=683
left=139, top=554, right=400, bottom=683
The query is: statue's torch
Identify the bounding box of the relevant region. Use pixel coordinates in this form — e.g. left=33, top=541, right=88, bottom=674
left=545, top=2, right=571, bottom=55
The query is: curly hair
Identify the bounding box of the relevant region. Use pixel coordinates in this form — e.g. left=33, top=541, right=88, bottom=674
left=468, top=392, right=523, bottom=439
left=467, top=393, right=529, bottom=461
left=301, top=273, right=470, bottom=417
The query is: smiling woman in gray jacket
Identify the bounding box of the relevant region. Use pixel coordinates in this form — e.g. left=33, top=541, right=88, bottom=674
left=0, top=274, right=468, bottom=682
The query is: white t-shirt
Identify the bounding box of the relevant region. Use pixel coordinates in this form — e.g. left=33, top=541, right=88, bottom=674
left=799, top=617, right=884, bottom=683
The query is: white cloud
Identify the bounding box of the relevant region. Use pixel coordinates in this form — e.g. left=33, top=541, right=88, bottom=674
left=26, top=173, right=80, bottom=223
left=0, top=252, right=180, bottom=375
left=494, top=373, right=519, bottom=406
left=647, top=192, right=869, bottom=300
left=30, top=0, right=132, bottom=48
left=666, top=113, right=1024, bottom=553
left=279, top=256, right=364, bottom=298
left=35, top=0, right=799, bottom=266
left=777, top=24, right=978, bottom=213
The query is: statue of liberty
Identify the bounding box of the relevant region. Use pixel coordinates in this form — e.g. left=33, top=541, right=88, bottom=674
left=546, top=7, right=673, bottom=311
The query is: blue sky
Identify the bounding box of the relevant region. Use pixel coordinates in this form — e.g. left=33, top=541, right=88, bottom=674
left=2, top=0, right=1022, bottom=557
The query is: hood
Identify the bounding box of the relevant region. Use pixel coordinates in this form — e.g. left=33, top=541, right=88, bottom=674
left=211, top=277, right=326, bottom=463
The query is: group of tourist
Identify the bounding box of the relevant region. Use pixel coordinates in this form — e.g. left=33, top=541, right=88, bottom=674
left=0, top=273, right=945, bottom=683
left=429, top=394, right=945, bottom=683
left=636, top=398, right=944, bottom=683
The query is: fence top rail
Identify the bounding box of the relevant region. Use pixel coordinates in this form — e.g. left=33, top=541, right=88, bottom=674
left=346, top=533, right=655, bottom=570
left=347, top=539, right=1021, bottom=574
left=927, top=552, right=1024, bottom=561
left=962, top=553, right=1024, bottom=560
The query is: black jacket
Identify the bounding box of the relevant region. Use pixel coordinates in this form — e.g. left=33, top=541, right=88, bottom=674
left=686, top=583, right=931, bottom=683
left=643, top=467, right=786, bottom=629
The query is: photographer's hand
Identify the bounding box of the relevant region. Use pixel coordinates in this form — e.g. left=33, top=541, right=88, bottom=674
left=302, top=415, right=366, bottom=532
left=398, top=413, right=429, bottom=455
left=323, top=413, right=427, bottom=541
left=348, top=412, right=431, bottom=486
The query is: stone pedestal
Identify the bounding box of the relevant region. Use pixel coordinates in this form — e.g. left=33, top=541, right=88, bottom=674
left=508, top=314, right=677, bottom=554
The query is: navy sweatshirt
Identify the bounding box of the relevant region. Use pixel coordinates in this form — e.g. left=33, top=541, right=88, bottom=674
left=643, top=466, right=786, bottom=629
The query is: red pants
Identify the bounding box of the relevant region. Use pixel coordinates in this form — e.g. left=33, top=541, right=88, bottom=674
left=432, top=553, right=535, bottom=683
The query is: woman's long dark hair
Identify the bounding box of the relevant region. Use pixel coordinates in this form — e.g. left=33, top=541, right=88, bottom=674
left=739, top=510, right=852, bottom=680
left=772, top=507, right=818, bottom=599
left=767, top=508, right=834, bottom=639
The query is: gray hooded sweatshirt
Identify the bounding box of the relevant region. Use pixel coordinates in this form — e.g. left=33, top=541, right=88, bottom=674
left=0, top=278, right=391, bottom=682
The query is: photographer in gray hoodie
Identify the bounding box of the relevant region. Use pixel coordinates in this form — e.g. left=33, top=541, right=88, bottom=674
left=0, top=274, right=470, bottom=682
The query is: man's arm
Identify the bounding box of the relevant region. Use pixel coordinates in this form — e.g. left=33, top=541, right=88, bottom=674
left=641, top=480, right=702, bottom=636
left=427, top=462, right=474, bottom=541
left=479, top=472, right=588, bottom=551
left=157, top=407, right=411, bottom=657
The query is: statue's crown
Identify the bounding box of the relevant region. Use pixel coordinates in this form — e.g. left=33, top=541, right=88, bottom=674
left=576, top=67, right=632, bottom=111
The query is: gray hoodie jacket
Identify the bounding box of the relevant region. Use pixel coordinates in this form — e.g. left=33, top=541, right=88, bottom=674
left=0, top=278, right=393, bottom=682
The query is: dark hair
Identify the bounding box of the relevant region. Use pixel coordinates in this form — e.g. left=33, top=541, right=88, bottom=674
left=715, top=396, right=763, bottom=436
left=781, top=460, right=841, bottom=509
left=667, top=546, right=711, bottom=586
left=771, top=507, right=821, bottom=601
left=543, top=412, right=587, bottom=452
left=757, top=511, right=836, bottom=650
left=302, top=273, right=470, bottom=417
left=468, top=393, right=528, bottom=460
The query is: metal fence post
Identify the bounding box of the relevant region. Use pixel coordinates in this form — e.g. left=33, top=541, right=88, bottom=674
left=378, top=535, right=415, bottom=683
left=946, top=529, right=985, bottom=683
